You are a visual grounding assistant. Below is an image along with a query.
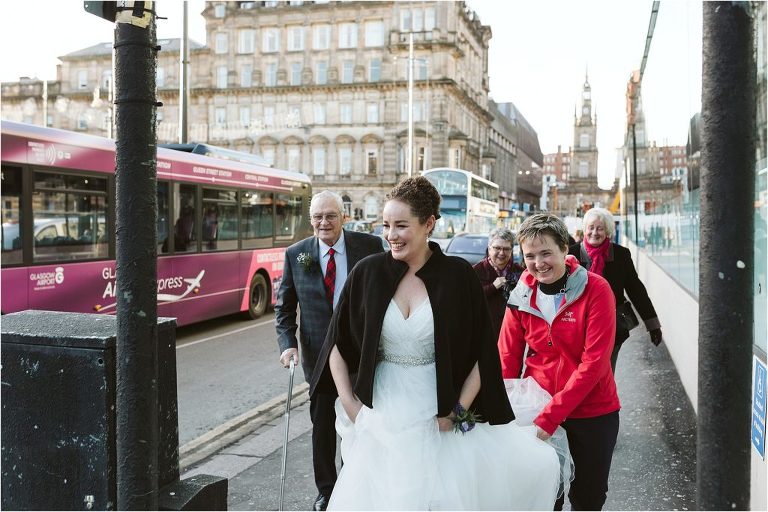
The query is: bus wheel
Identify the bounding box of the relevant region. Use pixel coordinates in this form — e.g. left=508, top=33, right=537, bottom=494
left=246, top=273, right=269, bottom=319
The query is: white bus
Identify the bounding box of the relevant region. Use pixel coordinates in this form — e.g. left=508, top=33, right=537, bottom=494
left=422, top=168, right=499, bottom=238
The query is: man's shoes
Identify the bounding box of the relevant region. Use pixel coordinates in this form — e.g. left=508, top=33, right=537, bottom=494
left=313, top=494, right=330, bottom=511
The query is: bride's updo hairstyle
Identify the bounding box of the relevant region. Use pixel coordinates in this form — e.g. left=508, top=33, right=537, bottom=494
left=386, top=176, right=442, bottom=235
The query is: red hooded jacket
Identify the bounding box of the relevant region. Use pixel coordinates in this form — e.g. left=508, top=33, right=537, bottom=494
left=498, top=255, right=620, bottom=435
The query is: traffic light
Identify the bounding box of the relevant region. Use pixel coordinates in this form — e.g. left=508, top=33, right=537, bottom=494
left=83, top=1, right=117, bottom=22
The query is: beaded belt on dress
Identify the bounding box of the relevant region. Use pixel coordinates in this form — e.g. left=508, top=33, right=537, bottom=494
left=376, top=353, right=434, bottom=366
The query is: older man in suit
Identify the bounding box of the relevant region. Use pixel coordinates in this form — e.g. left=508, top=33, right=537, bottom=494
left=275, top=190, right=384, bottom=511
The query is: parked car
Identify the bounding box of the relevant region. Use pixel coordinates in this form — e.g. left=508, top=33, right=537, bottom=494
left=343, top=220, right=374, bottom=233
left=443, top=233, right=489, bottom=265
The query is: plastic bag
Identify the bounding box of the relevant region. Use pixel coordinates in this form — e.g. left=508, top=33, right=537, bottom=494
left=505, top=377, right=575, bottom=498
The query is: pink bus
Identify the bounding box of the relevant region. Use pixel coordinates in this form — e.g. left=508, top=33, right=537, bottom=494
left=1, top=121, right=312, bottom=326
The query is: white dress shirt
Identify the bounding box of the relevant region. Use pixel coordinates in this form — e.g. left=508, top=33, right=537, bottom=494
left=319, top=231, right=348, bottom=309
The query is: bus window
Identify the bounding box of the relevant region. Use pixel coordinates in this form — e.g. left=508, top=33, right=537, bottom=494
left=157, top=181, right=170, bottom=254
left=173, top=184, right=196, bottom=252
left=32, top=171, right=108, bottom=262
left=241, top=191, right=274, bottom=249
left=1, top=166, right=22, bottom=265
left=275, top=193, right=303, bottom=242
left=202, top=188, right=238, bottom=251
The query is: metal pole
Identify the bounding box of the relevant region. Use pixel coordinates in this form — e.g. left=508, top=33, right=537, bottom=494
left=407, top=33, right=414, bottom=177
left=179, top=0, right=190, bottom=143
left=632, top=123, right=639, bottom=243
left=698, top=2, right=755, bottom=510
left=114, top=4, right=160, bottom=509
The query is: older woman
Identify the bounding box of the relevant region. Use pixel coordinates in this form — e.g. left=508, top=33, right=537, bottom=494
left=569, top=207, right=663, bottom=371
left=498, top=212, right=620, bottom=510
left=473, top=227, right=524, bottom=341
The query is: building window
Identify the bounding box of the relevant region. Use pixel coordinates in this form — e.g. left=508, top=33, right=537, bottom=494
left=262, top=146, right=275, bottom=165
left=313, top=24, right=330, bottom=50
left=339, top=23, right=357, bottom=48
left=369, top=58, right=381, bottom=82
left=240, top=106, right=251, bottom=128
left=366, top=149, right=378, bottom=175
left=400, top=10, right=411, bottom=31
left=424, top=7, right=435, bottom=30
left=263, top=0, right=278, bottom=6
left=313, top=103, right=326, bottom=125
left=579, top=133, right=589, bottom=148
left=400, top=101, right=424, bottom=122
left=77, top=114, right=88, bottom=130
left=240, top=65, right=253, bottom=87
left=215, top=107, right=226, bottom=126
left=288, top=105, right=301, bottom=127
left=342, top=60, right=354, bottom=84
left=263, top=105, right=275, bottom=127
left=412, top=9, right=423, bottom=31
left=287, top=26, right=305, bottom=51
left=364, top=20, right=384, bottom=47
left=417, top=146, right=426, bottom=172
left=214, top=3, right=226, bottom=17
left=287, top=147, right=301, bottom=172
left=101, top=70, right=112, bottom=91
left=366, top=103, right=378, bottom=123
left=313, top=147, right=326, bottom=175
left=340, top=103, right=352, bottom=124
left=217, top=66, right=228, bottom=88
left=215, top=33, right=228, bottom=54
left=401, top=8, right=435, bottom=32
left=316, top=61, right=328, bottom=85
left=263, top=28, right=280, bottom=53
left=579, top=160, right=588, bottom=177
left=450, top=147, right=462, bottom=168
left=78, top=70, right=88, bottom=89
left=290, top=62, right=302, bottom=85
left=156, top=67, right=165, bottom=87
left=417, top=59, right=428, bottom=80
left=238, top=29, right=256, bottom=53
left=265, top=63, right=277, bottom=86
left=338, top=147, right=352, bottom=175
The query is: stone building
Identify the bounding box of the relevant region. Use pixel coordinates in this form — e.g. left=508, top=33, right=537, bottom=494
left=1, top=1, right=534, bottom=222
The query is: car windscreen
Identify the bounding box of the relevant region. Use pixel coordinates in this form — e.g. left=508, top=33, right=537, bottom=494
left=447, top=237, right=487, bottom=254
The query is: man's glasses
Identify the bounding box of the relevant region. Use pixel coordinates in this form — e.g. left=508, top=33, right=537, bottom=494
left=311, top=213, right=340, bottom=223
left=490, top=246, right=512, bottom=252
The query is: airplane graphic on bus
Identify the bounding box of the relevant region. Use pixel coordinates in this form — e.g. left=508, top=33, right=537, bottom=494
left=94, top=270, right=206, bottom=313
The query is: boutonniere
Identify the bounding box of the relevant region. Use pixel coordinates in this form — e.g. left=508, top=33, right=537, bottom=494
left=297, top=252, right=316, bottom=272
left=452, top=403, right=481, bottom=435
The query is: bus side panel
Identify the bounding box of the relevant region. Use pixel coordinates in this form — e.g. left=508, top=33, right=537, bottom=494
left=162, top=253, right=240, bottom=326
left=1, top=268, right=30, bottom=313
left=25, top=262, right=114, bottom=315
left=239, top=247, right=287, bottom=312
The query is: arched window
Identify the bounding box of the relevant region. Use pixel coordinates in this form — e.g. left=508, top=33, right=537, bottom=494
left=342, top=194, right=353, bottom=219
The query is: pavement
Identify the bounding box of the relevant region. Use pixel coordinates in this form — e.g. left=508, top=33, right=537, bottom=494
left=180, top=328, right=697, bottom=511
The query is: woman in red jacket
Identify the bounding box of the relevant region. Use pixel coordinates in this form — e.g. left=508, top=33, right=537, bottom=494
left=498, top=212, right=620, bottom=511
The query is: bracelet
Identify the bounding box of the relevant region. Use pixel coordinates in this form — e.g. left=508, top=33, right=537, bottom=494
left=452, top=402, right=480, bottom=434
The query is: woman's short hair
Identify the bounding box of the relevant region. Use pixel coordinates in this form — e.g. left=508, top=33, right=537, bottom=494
left=488, top=227, right=515, bottom=246
left=386, top=176, right=441, bottom=230
left=517, top=213, right=570, bottom=251
left=582, top=207, right=615, bottom=239
left=310, top=190, right=344, bottom=215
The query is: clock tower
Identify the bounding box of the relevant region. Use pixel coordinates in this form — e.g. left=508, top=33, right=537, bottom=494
left=572, top=72, right=598, bottom=179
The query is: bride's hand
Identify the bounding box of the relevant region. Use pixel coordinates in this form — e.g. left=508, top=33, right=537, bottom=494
left=536, top=427, right=551, bottom=441
left=343, top=397, right=364, bottom=423
left=437, top=414, right=455, bottom=432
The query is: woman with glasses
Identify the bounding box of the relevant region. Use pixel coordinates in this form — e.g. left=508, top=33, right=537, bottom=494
left=569, top=207, right=663, bottom=372
left=473, top=227, right=524, bottom=342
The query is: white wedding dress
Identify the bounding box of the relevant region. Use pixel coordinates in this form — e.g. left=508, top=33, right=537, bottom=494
left=329, top=298, right=562, bottom=511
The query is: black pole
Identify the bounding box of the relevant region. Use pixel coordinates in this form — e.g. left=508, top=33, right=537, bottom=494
left=698, top=2, right=755, bottom=510
left=632, top=122, right=639, bottom=242
left=114, top=6, right=160, bottom=510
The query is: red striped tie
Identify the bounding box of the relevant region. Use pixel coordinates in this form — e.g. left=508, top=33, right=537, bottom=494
left=324, top=248, right=336, bottom=306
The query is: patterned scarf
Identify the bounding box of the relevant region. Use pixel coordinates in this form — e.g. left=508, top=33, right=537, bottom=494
left=584, top=238, right=611, bottom=276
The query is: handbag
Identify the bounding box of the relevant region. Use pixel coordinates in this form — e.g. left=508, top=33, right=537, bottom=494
left=616, top=301, right=640, bottom=331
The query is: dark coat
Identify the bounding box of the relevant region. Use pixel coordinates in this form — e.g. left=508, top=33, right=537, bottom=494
left=472, top=258, right=524, bottom=342
left=568, top=242, right=660, bottom=343
left=310, top=242, right=514, bottom=425
left=275, top=230, right=384, bottom=382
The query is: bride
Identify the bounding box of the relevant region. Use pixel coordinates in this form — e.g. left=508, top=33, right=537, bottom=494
left=310, top=176, right=565, bottom=510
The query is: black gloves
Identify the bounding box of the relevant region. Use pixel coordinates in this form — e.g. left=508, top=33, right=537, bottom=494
left=649, top=328, right=663, bottom=346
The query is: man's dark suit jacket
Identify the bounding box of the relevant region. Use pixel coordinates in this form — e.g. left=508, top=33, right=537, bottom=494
left=275, top=230, right=384, bottom=382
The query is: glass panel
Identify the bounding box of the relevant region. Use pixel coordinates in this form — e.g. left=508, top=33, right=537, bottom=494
left=202, top=188, right=238, bottom=251
left=173, top=183, right=197, bottom=252
left=158, top=181, right=170, bottom=254
left=1, top=166, right=23, bottom=265
left=275, top=193, right=303, bottom=241
left=241, top=191, right=274, bottom=249
left=32, top=192, right=108, bottom=262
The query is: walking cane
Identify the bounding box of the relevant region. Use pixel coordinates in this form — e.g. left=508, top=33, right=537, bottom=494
left=279, top=356, right=296, bottom=511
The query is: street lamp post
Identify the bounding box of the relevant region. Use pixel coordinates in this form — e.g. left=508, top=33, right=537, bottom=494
left=407, top=33, right=414, bottom=177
